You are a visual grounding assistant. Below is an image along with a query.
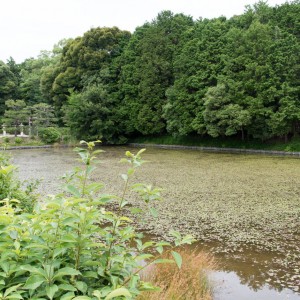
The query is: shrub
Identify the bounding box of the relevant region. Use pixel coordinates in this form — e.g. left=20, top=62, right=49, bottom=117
left=39, top=127, right=61, bottom=144
left=57, top=127, right=71, bottom=142
left=3, top=137, right=10, bottom=143
left=14, top=137, right=23, bottom=144
left=0, top=141, right=195, bottom=299
left=0, top=151, right=38, bottom=212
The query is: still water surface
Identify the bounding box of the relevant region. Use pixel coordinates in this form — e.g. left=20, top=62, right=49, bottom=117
left=10, top=146, right=300, bottom=299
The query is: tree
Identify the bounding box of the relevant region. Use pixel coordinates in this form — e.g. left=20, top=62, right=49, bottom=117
left=49, top=27, right=131, bottom=112
left=19, top=55, right=54, bottom=105
left=6, top=57, right=21, bottom=99
left=3, top=100, right=28, bottom=136
left=64, top=85, right=126, bottom=144
left=0, top=61, right=17, bottom=116
left=221, top=18, right=300, bottom=140
left=28, top=103, right=57, bottom=135
left=164, top=17, right=229, bottom=136
left=203, top=85, right=251, bottom=139
left=119, top=11, right=194, bottom=136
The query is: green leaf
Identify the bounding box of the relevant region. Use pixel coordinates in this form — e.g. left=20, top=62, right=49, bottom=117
left=72, top=297, right=91, bottom=300
left=181, top=234, right=196, bottom=245
left=92, top=290, right=102, bottom=299
left=156, top=246, right=163, bottom=254
left=92, top=149, right=104, bottom=155
left=65, top=185, right=81, bottom=197
left=53, top=248, right=65, bottom=258
left=149, top=207, right=158, bottom=218
left=82, top=271, right=98, bottom=278
left=75, top=281, right=88, bottom=294
left=58, top=284, right=77, bottom=291
left=171, top=251, right=182, bottom=269
left=24, top=275, right=45, bottom=290
left=139, top=281, right=161, bottom=291
left=85, top=182, right=104, bottom=193
left=5, top=294, right=24, bottom=299
left=60, top=234, right=77, bottom=243
left=20, top=265, right=46, bottom=277
left=169, top=230, right=181, bottom=239
left=127, top=168, right=135, bottom=176
left=46, top=284, right=58, bottom=300
left=136, top=149, right=146, bottom=156
left=129, top=207, right=143, bottom=214
left=60, top=292, right=75, bottom=300
left=4, top=284, right=22, bottom=297
left=53, top=267, right=81, bottom=280
left=105, top=288, right=131, bottom=300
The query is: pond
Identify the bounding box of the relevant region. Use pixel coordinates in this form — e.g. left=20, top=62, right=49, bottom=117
left=10, top=146, right=300, bottom=299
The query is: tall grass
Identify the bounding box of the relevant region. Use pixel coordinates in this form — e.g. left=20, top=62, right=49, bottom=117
left=137, top=249, right=216, bottom=300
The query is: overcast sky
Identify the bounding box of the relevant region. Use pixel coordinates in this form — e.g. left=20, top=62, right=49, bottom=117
left=0, top=0, right=289, bottom=63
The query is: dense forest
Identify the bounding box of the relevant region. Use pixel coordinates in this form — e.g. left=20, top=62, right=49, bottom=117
left=0, top=1, right=299, bottom=144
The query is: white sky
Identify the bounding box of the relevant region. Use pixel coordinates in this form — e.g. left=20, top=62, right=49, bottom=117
left=0, top=0, right=289, bottom=63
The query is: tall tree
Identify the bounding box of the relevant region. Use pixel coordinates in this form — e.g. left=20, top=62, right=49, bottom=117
left=164, top=17, right=229, bottom=136
left=49, top=27, right=131, bottom=112
left=3, top=100, right=28, bottom=136
left=221, top=19, right=300, bottom=140
left=119, top=11, right=194, bottom=136
left=64, top=85, right=126, bottom=143
left=203, top=84, right=251, bottom=140
left=0, top=61, right=17, bottom=117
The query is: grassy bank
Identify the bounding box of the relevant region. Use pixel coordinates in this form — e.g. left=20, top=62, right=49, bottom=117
left=0, top=136, right=44, bottom=147
left=130, top=135, right=300, bottom=152
left=137, top=249, right=215, bottom=300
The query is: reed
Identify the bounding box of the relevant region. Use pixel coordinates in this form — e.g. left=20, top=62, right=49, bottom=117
left=137, top=249, right=216, bottom=300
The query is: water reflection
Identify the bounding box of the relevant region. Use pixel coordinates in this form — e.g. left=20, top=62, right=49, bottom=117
left=211, top=271, right=300, bottom=300
left=193, top=241, right=300, bottom=296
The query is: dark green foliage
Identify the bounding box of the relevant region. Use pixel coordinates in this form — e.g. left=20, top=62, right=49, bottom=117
left=39, top=127, right=61, bottom=144
left=271, top=0, right=300, bottom=39
left=221, top=20, right=300, bottom=140
left=119, top=11, right=194, bottom=135
left=0, top=61, right=17, bottom=116
left=19, top=57, right=49, bottom=105
left=50, top=27, right=131, bottom=110
left=164, top=17, right=229, bottom=136
left=64, top=85, right=127, bottom=144
left=203, top=84, right=251, bottom=139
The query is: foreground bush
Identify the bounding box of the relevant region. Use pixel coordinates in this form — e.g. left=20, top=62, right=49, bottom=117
left=0, top=151, right=38, bottom=213
left=0, top=141, right=196, bottom=299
